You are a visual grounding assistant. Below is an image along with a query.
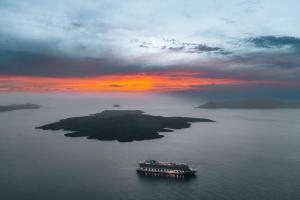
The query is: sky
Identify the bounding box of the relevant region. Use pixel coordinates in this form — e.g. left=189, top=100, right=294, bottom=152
left=0, top=0, right=300, bottom=99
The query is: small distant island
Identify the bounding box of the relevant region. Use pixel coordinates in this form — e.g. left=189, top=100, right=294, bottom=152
left=197, top=99, right=300, bottom=109
left=112, top=104, right=120, bottom=108
left=0, top=103, right=40, bottom=112
left=37, top=110, right=214, bottom=142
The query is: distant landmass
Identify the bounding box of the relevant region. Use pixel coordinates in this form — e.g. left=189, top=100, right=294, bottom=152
left=112, top=104, right=120, bottom=107
left=37, top=110, right=214, bottom=142
left=197, top=99, right=300, bottom=109
left=0, top=104, right=40, bottom=112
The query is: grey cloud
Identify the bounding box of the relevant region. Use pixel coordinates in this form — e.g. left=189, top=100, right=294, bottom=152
left=139, top=41, right=152, bottom=48
left=189, top=44, right=222, bottom=53
left=139, top=45, right=149, bottom=48
left=168, top=46, right=185, bottom=52
left=246, top=35, right=300, bottom=51
left=137, top=39, right=223, bottom=54
left=194, top=52, right=300, bottom=82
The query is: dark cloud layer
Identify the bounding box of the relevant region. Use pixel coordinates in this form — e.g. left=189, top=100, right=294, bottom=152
left=1, top=34, right=300, bottom=81
left=1, top=32, right=300, bottom=99
left=246, top=35, right=300, bottom=52
left=0, top=49, right=153, bottom=77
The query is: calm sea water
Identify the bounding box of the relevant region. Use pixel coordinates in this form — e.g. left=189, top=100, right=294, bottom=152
left=0, top=92, right=299, bottom=200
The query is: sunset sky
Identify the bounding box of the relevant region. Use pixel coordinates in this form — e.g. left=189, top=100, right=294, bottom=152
left=0, top=0, right=300, bottom=98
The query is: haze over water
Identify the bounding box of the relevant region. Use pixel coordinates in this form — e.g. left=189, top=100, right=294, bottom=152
left=0, top=92, right=299, bottom=200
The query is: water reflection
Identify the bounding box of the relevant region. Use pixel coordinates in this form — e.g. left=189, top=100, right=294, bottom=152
left=137, top=172, right=197, bottom=181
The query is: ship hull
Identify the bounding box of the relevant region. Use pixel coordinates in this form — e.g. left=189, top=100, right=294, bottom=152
left=136, top=168, right=196, bottom=176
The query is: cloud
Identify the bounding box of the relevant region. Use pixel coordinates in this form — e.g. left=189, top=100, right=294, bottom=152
left=246, top=35, right=300, bottom=51
left=191, top=44, right=221, bottom=52
left=168, top=46, right=185, bottom=52
left=0, top=49, right=150, bottom=77
left=1, top=32, right=300, bottom=84
left=0, top=0, right=300, bottom=98
left=136, top=38, right=223, bottom=54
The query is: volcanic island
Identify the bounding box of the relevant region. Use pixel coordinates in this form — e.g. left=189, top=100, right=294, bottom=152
left=37, top=110, right=214, bottom=142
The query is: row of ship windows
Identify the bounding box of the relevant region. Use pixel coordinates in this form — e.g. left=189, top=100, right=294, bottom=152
left=142, top=168, right=184, bottom=173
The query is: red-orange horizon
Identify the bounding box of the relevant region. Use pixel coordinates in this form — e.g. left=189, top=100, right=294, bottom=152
left=0, top=71, right=280, bottom=92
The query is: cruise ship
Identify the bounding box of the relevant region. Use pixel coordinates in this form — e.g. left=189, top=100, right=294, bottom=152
left=136, top=160, right=197, bottom=176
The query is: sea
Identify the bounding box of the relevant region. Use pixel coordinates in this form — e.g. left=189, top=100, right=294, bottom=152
left=0, top=92, right=299, bottom=200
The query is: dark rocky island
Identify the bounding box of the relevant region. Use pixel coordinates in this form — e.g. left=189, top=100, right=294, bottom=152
left=0, top=103, right=40, bottom=112
left=37, top=110, right=214, bottom=142
left=197, top=99, right=300, bottom=109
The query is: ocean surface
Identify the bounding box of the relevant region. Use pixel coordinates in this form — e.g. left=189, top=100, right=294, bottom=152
left=0, top=92, right=299, bottom=200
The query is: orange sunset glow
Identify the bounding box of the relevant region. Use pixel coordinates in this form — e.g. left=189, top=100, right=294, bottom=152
left=0, top=71, right=243, bottom=92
